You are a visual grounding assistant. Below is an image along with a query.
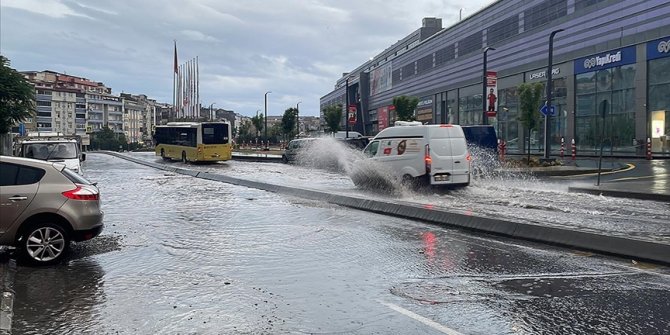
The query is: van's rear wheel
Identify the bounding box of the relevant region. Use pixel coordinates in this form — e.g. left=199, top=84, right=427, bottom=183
left=181, top=151, right=188, bottom=164
left=401, top=174, right=415, bottom=188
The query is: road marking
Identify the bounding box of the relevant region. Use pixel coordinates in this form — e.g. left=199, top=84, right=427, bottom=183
left=378, top=300, right=464, bottom=335
left=608, top=173, right=669, bottom=182
left=552, top=163, right=636, bottom=178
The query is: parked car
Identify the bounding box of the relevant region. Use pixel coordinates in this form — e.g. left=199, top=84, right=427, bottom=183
left=0, top=156, right=103, bottom=265
left=352, top=121, right=471, bottom=188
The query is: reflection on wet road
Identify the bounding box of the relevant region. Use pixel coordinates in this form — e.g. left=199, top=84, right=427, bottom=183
left=8, top=154, right=670, bottom=334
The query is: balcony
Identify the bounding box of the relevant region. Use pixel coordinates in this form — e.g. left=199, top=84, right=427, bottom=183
left=36, top=94, right=52, bottom=101
left=109, top=120, right=123, bottom=124
left=87, top=119, right=104, bottom=123
left=76, top=97, right=86, bottom=103
left=36, top=116, right=53, bottom=123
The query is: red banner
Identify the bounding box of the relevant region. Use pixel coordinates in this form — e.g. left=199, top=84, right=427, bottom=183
left=348, top=104, right=357, bottom=124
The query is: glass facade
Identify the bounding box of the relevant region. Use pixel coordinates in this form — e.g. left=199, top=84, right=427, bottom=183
left=648, top=57, right=670, bottom=153
left=497, top=87, right=520, bottom=152
left=575, top=64, right=636, bottom=153
left=458, top=85, right=483, bottom=126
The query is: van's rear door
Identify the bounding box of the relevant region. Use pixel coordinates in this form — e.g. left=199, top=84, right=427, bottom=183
left=427, top=127, right=455, bottom=181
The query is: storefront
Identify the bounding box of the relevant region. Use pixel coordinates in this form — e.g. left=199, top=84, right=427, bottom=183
left=574, top=46, right=637, bottom=154
left=416, top=96, right=433, bottom=123
left=647, top=36, right=670, bottom=154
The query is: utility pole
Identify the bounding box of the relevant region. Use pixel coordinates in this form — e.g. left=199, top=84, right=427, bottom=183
left=296, top=101, right=301, bottom=138
left=345, top=77, right=349, bottom=139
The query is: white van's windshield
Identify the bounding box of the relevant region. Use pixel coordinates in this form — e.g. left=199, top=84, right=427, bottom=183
left=24, top=143, right=78, bottom=160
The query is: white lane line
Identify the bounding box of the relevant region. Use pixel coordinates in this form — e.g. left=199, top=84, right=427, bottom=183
left=379, top=300, right=464, bottom=335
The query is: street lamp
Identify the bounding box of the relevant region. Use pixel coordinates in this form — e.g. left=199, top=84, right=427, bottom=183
left=482, top=46, right=495, bottom=125
left=209, top=102, right=216, bottom=121
left=264, top=91, right=271, bottom=150
left=296, top=101, right=301, bottom=137
left=345, top=77, right=350, bottom=139
left=543, top=28, right=564, bottom=161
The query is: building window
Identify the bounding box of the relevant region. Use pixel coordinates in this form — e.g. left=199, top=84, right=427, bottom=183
left=458, top=85, right=483, bottom=126
left=487, top=15, right=519, bottom=45
left=435, top=45, right=455, bottom=66
left=575, top=64, right=636, bottom=153
left=36, top=101, right=51, bottom=107
left=648, top=57, right=670, bottom=153
left=458, top=31, right=483, bottom=57
left=498, top=87, right=520, bottom=152
left=575, top=0, right=607, bottom=11
left=524, top=0, right=567, bottom=31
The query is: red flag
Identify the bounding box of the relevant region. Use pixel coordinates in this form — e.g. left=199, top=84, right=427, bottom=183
left=173, top=41, right=178, bottom=74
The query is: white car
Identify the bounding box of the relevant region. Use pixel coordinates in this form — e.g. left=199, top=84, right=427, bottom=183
left=353, top=122, right=471, bottom=188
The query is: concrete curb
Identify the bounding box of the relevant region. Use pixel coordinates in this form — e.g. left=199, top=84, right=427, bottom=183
left=102, top=152, right=670, bottom=265
left=0, top=259, right=16, bottom=334
left=568, top=186, right=670, bottom=203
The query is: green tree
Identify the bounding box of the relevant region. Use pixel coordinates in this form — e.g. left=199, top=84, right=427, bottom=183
left=0, top=56, right=35, bottom=134
left=281, top=107, right=298, bottom=140
left=323, top=104, right=342, bottom=133
left=250, top=114, right=264, bottom=138
left=91, top=126, right=127, bottom=151
left=392, top=95, right=419, bottom=122
left=237, top=120, right=253, bottom=143
left=518, top=82, right=544, bottom=162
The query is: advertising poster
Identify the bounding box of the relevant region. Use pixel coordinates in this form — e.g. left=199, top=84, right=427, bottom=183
left=486, top=71, right=498, bottom=117
left=348, top=104, right=357, bottom=124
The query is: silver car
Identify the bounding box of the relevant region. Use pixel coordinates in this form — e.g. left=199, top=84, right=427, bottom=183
left=0, top=155, right=103, bottom=265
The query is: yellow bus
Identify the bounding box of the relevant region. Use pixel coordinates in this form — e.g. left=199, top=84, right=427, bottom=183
left=154, top=122, right=232, bottom=163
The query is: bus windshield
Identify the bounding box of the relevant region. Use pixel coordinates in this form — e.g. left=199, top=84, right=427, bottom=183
left=202, top=123, right=229, bottom=144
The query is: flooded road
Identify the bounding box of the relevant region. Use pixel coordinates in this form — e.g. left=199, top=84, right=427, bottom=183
left=7, top=153, right=670, bottom=334
left=127, top=150, right=670, bottom=243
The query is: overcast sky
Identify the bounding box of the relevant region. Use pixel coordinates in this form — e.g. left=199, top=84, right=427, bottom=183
left=1, top=0, right=494, bottom=117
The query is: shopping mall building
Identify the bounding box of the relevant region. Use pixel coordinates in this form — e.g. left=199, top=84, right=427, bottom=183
left=320, top=0, right=670, bottom=157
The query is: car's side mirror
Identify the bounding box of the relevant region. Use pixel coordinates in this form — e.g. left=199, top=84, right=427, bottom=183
left=81, top=153, right=86, bottom=161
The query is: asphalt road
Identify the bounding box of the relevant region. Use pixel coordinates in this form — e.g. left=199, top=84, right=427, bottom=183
left=5, top=154, right=670, bottom=334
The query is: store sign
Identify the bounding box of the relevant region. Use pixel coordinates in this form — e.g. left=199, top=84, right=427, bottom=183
left=417, top=97, right=433, bottom=108
left=647, top=36, right=670, bottom=60
left=527, top=68, right=561, bottom=81
left=574, top=46, right=636, bottom=74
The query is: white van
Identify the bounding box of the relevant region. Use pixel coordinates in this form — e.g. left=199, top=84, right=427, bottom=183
left=360, top=122, right=471, bottom=187
left=14, top=136, right=85, bottom=175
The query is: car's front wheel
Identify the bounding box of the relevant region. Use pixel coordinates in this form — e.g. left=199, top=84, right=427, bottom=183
left=18, top=222, right=70, bottom=266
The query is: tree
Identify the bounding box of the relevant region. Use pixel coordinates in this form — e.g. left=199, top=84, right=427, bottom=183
left=281, top=107, right=298, bottom=140
left=90, top=126, right=127, bottom=151
left=518, top=82, right=544, bottom=162
left=0, top=55, right=35, bottom=134
left=392, top=95, right=419, bottom=122
left=250, top=114, right=264, bottom=138
left=237, top=120, right=254, bottom=144
left=323, top=104, right=342, bottom=133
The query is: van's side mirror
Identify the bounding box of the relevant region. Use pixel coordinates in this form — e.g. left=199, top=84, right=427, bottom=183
left=81, top=153, right=86, bottom=161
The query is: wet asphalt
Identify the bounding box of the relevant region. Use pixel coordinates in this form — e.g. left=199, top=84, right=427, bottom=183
left=5, top=153, right=670, bottom=334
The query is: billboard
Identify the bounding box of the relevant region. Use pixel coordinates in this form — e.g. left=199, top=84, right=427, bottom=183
left=378, top=106, right=389, bottom=131
left=370, top=63, right=393, bottom=96
left=348, top=104, right=357, bottom=125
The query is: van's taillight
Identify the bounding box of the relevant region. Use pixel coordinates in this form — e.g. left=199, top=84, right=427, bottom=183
left=425, top=144, right=432, bottom=174
left=62, top=184, right=99, bottom=201
left=466, top=152, right=472, bottom=161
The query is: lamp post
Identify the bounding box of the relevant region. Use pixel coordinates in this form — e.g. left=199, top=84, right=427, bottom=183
left=482, top=46, right=495, bottom=125
left=345, top=77, right=350, bottom=139
left=264, top=91, right=271, bottom=150
left=209, top=102, right=216, bottom=121
left=296, top=101, right=301, bottom=138
left=543, top=28, right=564, bottom=160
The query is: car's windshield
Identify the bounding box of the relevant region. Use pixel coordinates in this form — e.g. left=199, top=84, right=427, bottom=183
left=24, top=143, right=78, bottom=160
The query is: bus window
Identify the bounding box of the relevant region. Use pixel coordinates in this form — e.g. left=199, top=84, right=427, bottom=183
left=202, top=124, right=229, bottom=144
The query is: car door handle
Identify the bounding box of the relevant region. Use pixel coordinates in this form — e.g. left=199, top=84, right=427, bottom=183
left=455, top=161, right=461, bottom=164
left=8, top=196, right=28, bottom=201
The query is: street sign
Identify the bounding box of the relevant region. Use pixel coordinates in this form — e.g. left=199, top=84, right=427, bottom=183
left=540, top=104, right=556, bottom=116
left=18, top=123, right=26, bottom=136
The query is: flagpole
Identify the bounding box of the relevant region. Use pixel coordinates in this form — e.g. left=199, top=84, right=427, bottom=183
left=196, top=56, right=199, bottom=121
left=172, top=40, right=177, bottom=121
